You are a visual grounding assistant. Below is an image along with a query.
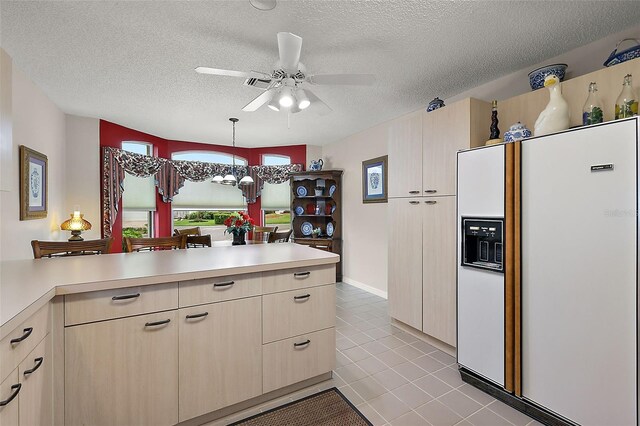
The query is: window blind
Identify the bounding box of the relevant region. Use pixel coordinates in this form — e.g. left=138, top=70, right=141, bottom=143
left=171, top=180, right=246, bottom=209
left=261, top=182, right=291, bottom=210
left=122, top=173, right=156, bottom=211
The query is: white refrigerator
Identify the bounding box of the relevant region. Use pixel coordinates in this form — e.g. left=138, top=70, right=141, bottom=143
left=457, top=117, right=639, bottom=425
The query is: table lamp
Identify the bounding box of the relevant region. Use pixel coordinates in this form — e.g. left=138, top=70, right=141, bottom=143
left=60, top=210, right=92, bottom=241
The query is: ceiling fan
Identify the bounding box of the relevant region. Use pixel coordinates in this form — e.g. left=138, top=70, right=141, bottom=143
left=195, top=32, right=376, bottom=115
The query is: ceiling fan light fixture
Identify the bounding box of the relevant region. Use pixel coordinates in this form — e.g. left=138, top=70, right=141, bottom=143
left=212, top=175, right=223, bottom=183
left=296, top=89, right=310, bottom=109
left=268, top=94, right=281, bottom=111
left=279, top=86, right=295, bottom=108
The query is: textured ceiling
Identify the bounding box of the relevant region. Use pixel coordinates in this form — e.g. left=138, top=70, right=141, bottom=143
left=2, top=1, right=640, bottom=147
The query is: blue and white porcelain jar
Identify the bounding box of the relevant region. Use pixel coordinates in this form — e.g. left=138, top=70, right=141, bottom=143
left=504, top=122, right=532, bottom=142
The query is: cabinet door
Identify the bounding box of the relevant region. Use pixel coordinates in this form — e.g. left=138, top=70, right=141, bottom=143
left=388, top=111, right=423, bottom=198
left=422, top=196, right=457, bottom=346
left=18, top=335, right=52, bottom=426
left=0, top=370, right=19, bottom=426
left=423, top=100, right=472, bottom=196
left=65, top=311, right=178, bottom=426
left=388, top=198, right=423, bottom=330
left=179, top=297, right=262, bottom=421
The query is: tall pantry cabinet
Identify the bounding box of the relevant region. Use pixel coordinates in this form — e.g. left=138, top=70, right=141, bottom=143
left=388, top=98, right=490, bottom=347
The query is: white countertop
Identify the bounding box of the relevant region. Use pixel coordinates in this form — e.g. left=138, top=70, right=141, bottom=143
left=0, top=243, right=338, bottom=333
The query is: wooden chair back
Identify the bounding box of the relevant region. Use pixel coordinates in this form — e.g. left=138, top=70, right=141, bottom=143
left=31, top=238, right=113, bottom=259
left=268, top=229, right=293, bottom=243
left=251, top=226, right=278, bottom=242
left=124, top=235, right=186, bottom=253
left=185, top=235, right=212, bottom=248
left=173, top=227, right=201, bottom=236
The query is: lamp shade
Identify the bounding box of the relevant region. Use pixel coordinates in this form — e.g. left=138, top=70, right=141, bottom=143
left=221, top=174, right=237, bottom=185
left=239, top=175, right=254, bottom=185
left=60, top=211, right=92, bottom=231
left=212, top=175, right=224, bottom=183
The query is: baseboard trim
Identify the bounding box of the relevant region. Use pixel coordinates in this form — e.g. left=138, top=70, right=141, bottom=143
left=342, top=277, right=388, bottom=299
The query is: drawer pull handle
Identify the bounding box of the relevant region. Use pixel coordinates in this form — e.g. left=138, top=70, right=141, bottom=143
left=144, top=319, right=171, bottom=328
left=425, top=200, right=437, bottom=205
left=112, top=293, right=140, bottom=301
left=213, top=281, right=235, bottom=288
left=0, top=384, right=21, bottom=406
left=293, top=339, right=311, bottom=348
left=409, top=190, right=420, bottom=194
left=23, top=357, right=44, bottom=376
left=424, top=189, right=437, bottom=193
left=409, top=201, right=420, bottom=205
left=294, top=272, right=311, bottom=278
left=294, top=294, right=311, bottom=301
left=10, top=328, right=33, bottom=345
left=185, top=312, right=209, bottom=320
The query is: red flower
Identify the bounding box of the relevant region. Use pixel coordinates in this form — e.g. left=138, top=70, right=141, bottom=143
left=224, top=218, right=233, bottom=227
left=249, top=218, right=255, bottom=225
left=235, top=219, right=244, bottom=227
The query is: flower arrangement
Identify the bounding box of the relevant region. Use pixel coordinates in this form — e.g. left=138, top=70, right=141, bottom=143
left=311, top=227, right=322, bottom=237
left=223, top=211, right=255, bottom=236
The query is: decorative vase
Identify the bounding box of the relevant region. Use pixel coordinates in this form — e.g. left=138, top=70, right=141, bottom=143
left=309, top=159, right=323, bottom=171
left=504, top=122, right=532, bottom=142
left=426, top=97, right=445, bottom=112
left=582, top=82, right=603, bottom=125
left=534, top=75, right=570, bottom=136
left=486, top=100, right=502, bottom=145
left=615, top=74, right=638, bottom=119
left=232, top=231, right=246, bottom=245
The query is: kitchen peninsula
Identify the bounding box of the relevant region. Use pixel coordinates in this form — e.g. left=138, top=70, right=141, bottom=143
left=0, top=243, right=339, bottom=426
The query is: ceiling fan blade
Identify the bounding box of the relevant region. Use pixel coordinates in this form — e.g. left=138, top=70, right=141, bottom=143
left=277, top=32, right=302, bottom=73
left=195, top=67, right=265, bottom=79
left=305, top=90, right=333, bottom=116
left=242, top=89, right=274, bottom=112
left=307, top=74, right=376, bottom=86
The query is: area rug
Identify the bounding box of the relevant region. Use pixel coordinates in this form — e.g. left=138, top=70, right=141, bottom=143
left=229, top=387, right=372, bottom=426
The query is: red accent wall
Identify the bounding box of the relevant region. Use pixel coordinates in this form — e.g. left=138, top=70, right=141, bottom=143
left=100, top=120, right=306, bottom=252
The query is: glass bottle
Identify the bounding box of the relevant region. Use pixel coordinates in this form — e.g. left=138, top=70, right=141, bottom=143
left=615, top=74, right=638, bottom=119
left=582, top=82, right=603, bottom=125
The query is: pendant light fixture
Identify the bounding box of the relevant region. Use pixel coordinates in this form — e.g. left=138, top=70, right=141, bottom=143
left=219, top=118, right=253, bottom=186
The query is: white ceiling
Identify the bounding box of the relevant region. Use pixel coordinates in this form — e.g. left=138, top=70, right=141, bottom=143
left=2, top=1, right=640, bottom=147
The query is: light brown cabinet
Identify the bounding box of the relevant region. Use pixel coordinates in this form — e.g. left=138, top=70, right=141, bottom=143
left=178, top=297, right=262, bottom=421
left=388, top=111, right=423, bottom=198
left=388, top=198, right=424, bottom=330
left=18, top=335, right=53, bottom=426
left=0, top=370, right=19, bottom=426
left=422, top=196, right=457, bottom=346
left=65, top=311, right=179, bottom=426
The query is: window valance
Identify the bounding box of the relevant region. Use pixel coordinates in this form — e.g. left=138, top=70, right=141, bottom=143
left=101, top=147, right=302, bottom=237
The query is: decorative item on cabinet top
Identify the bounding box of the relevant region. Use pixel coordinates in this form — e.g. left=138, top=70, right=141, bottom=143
left=362, top=156, right=388, bottom=204
left=582, top=82, right=604, bottom=125
left=309, top=159, right=324, bottom=171
left=527, top=63, right=568, bottom=91
left=504, top=122, right=532, bottom=142
left=485, top=100, right=502, bottom=146
left=534, top=74, right=570, bottom=136
left=426, top=97, right=445, bottom=112
left=615, top=74, right=638, bottom=119
left=604, top=38, right=640, bottom=67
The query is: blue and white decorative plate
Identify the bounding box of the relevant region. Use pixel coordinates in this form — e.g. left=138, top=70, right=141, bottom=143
left=328, top=185, right=336, bottom=197
left=301, top=222, right=313, bottom=236
left=331, top=205, right=336, bottom=214
left=294, top=206, right=304, bottom=216
left=296, top=186, right=307, bottom=197
left=326, top=222, right=334, bottom=237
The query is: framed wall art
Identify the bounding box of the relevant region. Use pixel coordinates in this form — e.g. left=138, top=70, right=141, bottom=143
left=20, top=145, right=48, bottom=220
left=362, top=155, right=387, bottom=204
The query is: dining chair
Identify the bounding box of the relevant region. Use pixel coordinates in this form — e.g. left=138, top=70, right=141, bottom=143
left=31, top=238, right=113, bottom=259
left=251, top=226, right=278, bottom=243
left=124, top=235, right=187, bottom=252
left=173, top=227, right=211, bottom=248
left=268, top=229, right=293, bottom=243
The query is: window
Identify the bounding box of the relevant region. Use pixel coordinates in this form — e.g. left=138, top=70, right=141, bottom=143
left=121, top=142, right=155, bottom=240
left=261, top=154, right=291, bottom=232
left=171, top=151, right=248, bottom=241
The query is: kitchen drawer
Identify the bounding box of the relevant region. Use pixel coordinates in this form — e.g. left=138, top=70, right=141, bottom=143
left=179, top=273, right=261, bottom=308
left=0, top=303, right=50, bottom=383
left=262, top=264, right=335, bottom=294
left=0, top=369, right=19, bottom=425
left=65, top=282, right=178, bottom=326
left=263, top=327, right=336, bottom=393
left=263, top=284, right=335, bottom=343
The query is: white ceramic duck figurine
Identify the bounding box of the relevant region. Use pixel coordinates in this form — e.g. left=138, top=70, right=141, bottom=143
left=534, top=74, right=570, bottom=136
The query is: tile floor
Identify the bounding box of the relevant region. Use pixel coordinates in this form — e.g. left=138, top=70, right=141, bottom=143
left=209, top=282, right=542, bottom=426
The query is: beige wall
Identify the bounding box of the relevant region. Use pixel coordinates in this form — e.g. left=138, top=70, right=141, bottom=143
left=0, top=57, right=67, bottom=260
left=65, top=115, right=101, bottom=240
left=323, top=122, right=389, bottom=297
